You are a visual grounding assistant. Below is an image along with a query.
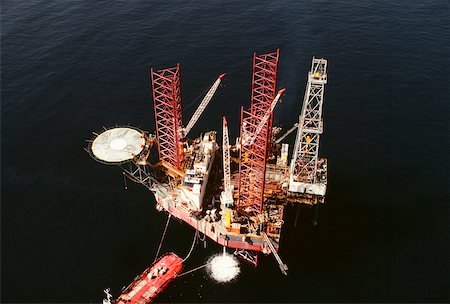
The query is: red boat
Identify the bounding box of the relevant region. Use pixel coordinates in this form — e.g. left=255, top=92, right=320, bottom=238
left=114, top=253, right=183, bottom=303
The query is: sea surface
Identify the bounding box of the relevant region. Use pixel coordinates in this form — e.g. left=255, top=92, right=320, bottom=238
left=2, top=0, right=449, bottom=302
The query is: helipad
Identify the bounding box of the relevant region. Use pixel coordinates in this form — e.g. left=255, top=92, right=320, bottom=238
left=91, top=127, right=145, bottom=163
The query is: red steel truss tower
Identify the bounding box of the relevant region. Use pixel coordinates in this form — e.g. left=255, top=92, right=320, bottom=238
left=251, top=49, right=280, bottom=144
left=251, top=49, right=280, bottom=130
left=150, top=64, right=184, bottom=170
left=238, top=50, right=280, bottom=215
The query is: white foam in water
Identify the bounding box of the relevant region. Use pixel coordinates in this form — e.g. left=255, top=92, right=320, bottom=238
left=206, top=252, right=240, bottom=283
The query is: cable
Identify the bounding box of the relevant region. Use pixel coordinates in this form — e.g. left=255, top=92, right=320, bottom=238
left=154, top=214, right=171, bottom=262
left=177, top=264, right=208, bottom=277
left=182, top=229, right=199, bottom=262
left=196, top=221, right=206, bottom=242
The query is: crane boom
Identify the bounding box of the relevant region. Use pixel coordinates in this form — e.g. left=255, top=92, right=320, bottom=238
left=242, top=88, right=286, bottom=146
left=184, top=73, right=225, bottom=137
left=254, top=88, right=285, bottom=139
left=222, top=117, right=232, bottom=200
left=289, top=57, right=327, bottom=195
left=275, top=122, right=298, bottom=144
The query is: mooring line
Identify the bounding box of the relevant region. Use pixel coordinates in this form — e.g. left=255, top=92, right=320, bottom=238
left=177, top=264, right=208, bottom=277
left=154, top=214, right=171, bottom=262
left=182, top=228, right=199, bottom=262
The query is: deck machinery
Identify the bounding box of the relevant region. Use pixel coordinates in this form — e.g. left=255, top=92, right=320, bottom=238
left=86, top=50, right=328, bottom=275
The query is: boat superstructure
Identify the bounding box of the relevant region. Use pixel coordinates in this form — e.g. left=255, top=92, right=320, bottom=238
left=115, top=253, right=182, bottom=304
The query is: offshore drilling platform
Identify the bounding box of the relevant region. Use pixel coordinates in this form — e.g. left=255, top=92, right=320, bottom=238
left=87, top=50, right=328, bottom=303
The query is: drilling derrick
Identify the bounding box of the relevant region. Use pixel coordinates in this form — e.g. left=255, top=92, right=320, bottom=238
left=88, top=51, right=331, bottom=286
left=238, top=50, right=280, bottom=216
left=151, top=64, right=184, bottom=171
left=289, top=57, right=328, bottom=200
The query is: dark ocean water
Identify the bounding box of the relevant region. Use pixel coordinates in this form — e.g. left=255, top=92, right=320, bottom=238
left=2, top=0, right=449, bottom=302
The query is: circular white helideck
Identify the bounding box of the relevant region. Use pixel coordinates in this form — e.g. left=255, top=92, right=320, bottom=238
left=91, top=127, right=145, bottom=163
left=110, top=138, right=128, bottom=150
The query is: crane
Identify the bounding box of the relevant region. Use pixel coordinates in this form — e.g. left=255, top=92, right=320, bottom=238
left=275, top=122, right=298, bottom=144
left=289, top=57, right=327, bottom=196
left=220, top=116, right=233, bottom=207
left=183, top=73, right=226, bottom=138
left=241, top=88, right=286, bottom=146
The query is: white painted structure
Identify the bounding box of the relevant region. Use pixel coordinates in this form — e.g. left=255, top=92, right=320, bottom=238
left=289, top=58, right=328, bottom=196
left=91, top=128, right=145, bottom=163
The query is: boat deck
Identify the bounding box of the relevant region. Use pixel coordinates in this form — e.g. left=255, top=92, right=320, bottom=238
left=115, top=253, right=183, bottom=304
left=155, top=188, right=281, bottom=253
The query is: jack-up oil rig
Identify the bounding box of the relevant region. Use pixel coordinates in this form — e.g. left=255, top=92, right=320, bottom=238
left=87, top=50, right=328, bottom=299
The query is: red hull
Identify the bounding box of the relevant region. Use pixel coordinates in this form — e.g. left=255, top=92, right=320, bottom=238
left=115, top=253, right=183, bottom=304
left=156, top=195, right=278, bottom=252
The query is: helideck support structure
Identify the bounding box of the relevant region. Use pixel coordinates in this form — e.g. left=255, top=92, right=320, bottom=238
left=88, top=51, right=332, bottom=281
left=289, top=58, right=327, bottom=196
left=151, top=65, right=184, bottom=170
left=238, top=50, right=280, bottom=215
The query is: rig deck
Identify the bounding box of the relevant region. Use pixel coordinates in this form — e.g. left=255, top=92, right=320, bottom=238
left=88, top=52, right=329, bottom=280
